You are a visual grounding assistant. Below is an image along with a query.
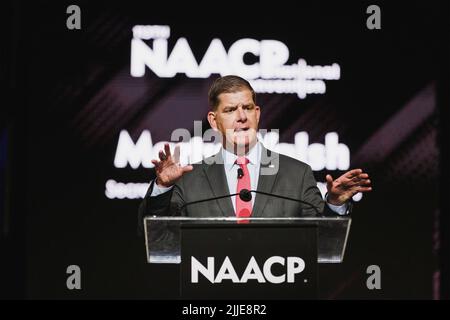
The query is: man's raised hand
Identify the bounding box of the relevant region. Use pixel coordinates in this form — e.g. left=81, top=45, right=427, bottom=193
left=151, top=143, right=193, bottom=188
left=326, top=168, right=372, bottom=206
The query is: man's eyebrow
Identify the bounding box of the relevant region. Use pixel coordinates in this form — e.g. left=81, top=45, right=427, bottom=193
left=224, top=103, right=253, bottom=109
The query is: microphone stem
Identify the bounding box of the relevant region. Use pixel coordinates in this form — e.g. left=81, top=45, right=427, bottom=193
left=180, top=192, right=240, bottom=210
left=179, top=190, right=321, bottom=216
left=250, top=190, right=321, bottom=216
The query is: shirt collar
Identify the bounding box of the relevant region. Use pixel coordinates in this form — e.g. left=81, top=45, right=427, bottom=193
left=222, top=141, right=261, bottom=172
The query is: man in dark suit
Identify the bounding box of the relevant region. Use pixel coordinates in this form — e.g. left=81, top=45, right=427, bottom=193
left=138, top=76, right=371, bottom=230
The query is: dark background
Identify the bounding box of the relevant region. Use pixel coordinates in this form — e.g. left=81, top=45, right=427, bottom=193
left=1, top=0, right=449, bottom=299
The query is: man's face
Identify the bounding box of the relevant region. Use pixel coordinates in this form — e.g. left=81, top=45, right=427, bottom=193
left=207, top=89, right=260, bottom=154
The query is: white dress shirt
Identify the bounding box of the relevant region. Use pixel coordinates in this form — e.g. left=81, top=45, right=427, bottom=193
left=221, top=141, right=261, bottom=212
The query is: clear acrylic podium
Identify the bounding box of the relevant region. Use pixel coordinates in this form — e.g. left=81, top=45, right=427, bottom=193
left=144, top=216, right=351, bottom=264
left=144, top=216, right=351, bottom=299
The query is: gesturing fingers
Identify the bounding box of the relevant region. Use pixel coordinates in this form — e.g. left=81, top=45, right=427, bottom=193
left=151, top=159, right=162, bottom=172
left=349, top=173, right=369, bottom=182
left=359, top=173, right=369, bottom=179
left=182, top=164, right=194, bottom=173
left=344, top=168, right=363, bottom=179
left=159, top=150, right=167, bottom=161
left=345, top=177, right=371, bottom=187
left=164, top=143, right=172, bottom=159
left=356, top=185, right=372, bottom=192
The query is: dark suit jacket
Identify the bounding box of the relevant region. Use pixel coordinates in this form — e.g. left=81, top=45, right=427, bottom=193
left=138, top=146, right=342, bottom=235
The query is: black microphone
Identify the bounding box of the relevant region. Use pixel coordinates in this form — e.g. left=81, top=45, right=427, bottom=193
left=238, top=189, right=252, bottom=202
left=238, top=189, right=321, bottom=216
left=237, top=168, right=244, bottom=179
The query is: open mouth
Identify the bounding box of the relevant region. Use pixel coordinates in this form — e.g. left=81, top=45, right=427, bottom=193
left=234, top=128, right=249, bottom=132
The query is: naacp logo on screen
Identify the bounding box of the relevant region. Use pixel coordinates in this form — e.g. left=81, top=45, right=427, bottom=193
left=130, top=25, right=341, bottom=99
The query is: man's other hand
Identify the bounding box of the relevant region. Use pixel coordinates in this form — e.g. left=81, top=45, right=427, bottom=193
left=326, top=169, right=372, bottom=206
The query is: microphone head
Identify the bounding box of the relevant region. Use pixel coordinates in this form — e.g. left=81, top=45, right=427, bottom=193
left=239, top=189, right=252, bottom=202
left=237, top=168, right=244, bottom=179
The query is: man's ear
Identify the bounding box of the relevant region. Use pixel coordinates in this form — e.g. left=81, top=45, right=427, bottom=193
left=207, top=111, right=217, bottom=130
left=255, top=105, right=261, bottom=124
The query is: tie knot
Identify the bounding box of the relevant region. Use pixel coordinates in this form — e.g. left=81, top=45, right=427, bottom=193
left=236, top=157, right=249, bottom=165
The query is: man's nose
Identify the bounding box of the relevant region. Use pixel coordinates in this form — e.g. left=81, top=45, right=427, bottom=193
left=237, top=107, right=247, bottom=122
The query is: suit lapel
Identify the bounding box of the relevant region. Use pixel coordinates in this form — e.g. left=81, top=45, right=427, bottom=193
left=203, top=152, right=235, bottom=217
left=252, top=146, right=279, bottom=217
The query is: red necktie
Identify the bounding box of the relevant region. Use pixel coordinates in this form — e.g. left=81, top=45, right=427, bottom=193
left=236, top=157, right=252, bottom=221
